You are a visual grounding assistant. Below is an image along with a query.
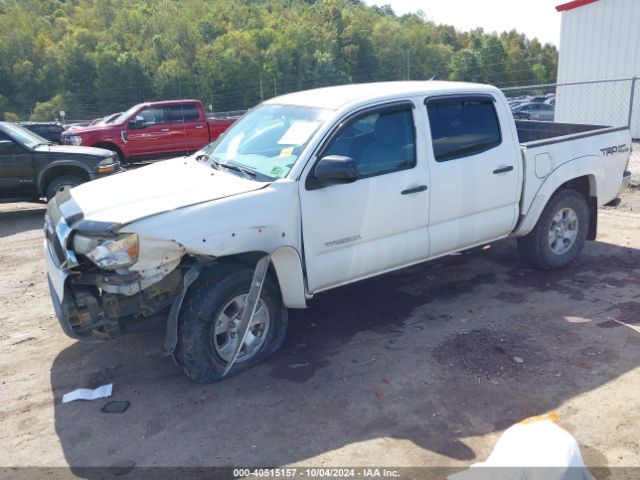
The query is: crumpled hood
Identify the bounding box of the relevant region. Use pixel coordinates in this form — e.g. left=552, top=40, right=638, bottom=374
left=68, top=157, right=267, bottom=227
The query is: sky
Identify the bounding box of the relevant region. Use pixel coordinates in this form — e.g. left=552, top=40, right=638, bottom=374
left=363, top=0, right=563, bottom=46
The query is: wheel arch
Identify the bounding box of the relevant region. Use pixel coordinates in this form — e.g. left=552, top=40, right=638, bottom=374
left=515, top=155, right=603, bottom=238
left=93, top=142, right=124, bottom=160
left=198, top=246, right=307, bottom=309
left=37, top=163, right=91, bottom=196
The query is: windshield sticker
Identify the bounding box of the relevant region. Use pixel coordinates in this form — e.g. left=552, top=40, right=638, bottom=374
left=277, top=121, right=319, bottom=145
left=270, top=166, right=284, bottom=176
left=279, top=146, right=294, bottom=157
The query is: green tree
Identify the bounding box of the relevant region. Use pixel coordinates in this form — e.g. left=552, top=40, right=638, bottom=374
left=449, top=49, right=482, bottom=82
left=31, top=94, right=67, bottom=121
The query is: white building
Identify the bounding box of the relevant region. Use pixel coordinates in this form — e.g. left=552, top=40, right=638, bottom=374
left=555, top=0, right=640, bottom=138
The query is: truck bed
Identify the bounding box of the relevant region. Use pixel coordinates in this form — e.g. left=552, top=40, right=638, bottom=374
left=515, top=120, right=622, bottom=146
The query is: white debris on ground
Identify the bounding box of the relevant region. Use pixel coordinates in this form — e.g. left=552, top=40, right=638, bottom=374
left=62, top=384, right=113, bottom=404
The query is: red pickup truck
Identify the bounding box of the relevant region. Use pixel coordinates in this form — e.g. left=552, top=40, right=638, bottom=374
left=62, top=100, right=238, bottom=164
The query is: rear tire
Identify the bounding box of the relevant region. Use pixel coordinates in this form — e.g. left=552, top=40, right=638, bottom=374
left=45, top=174, right=85, bottom=201
left=517, top=189, right=589, bottom=270
left=174, top=267, right=288, bottom=383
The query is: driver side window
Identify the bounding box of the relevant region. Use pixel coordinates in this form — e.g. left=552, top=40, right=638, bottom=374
left=138, top=107, right=166, bottom=126
left=324, top=107, right=416, bottom=178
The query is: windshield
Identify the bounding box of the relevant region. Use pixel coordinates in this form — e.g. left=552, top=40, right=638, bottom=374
left=199, top=104, right=330, bottom=180
left=1, top=123, right=48, bottom=148
left=112, top=105, right=141, bottom=125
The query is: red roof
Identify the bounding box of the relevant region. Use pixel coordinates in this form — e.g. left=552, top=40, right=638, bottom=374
left=556, top=0, right=599, bottom=12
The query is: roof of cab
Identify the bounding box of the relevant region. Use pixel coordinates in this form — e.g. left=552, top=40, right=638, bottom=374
left=264, top=81, right=499, bottom=110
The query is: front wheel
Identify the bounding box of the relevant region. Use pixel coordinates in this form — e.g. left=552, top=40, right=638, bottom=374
left=45, top=174, right=85, bottom=201
left=517, top=189, right=589, bottom=270
left=174, top=267, right=288, bottom=383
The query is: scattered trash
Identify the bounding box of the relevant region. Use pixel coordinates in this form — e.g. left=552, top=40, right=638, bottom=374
left=101, top=400, right=130, bottom=414
left=362, top=358, right=376, bottom=366
left=513, top=356, right=524, bottom=364
left=287, top=362, right=310, bottom=369
left=382, top=378, right=390, bottom=384
left=107, top=363, right=121, bottom=371
left=375, top=391, right=384, bottom=399
left=63, top=384, right=112, bottom=403
left=555, top=372, right=563, bottom=377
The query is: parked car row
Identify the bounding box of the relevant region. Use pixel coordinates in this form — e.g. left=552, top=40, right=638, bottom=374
left=512, top=101, right=555, bottom=121
left=508, top=93, right=556, bottom=122
left=1, top=99, right=239, bottom=201
left=61, top=100, right=238, bottom=165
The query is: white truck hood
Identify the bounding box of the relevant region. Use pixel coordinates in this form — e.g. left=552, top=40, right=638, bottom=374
left=69, top=157, right=267, bottom=226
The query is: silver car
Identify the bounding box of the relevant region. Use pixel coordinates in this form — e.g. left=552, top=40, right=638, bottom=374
left=512, top=102, right=555, bottom=121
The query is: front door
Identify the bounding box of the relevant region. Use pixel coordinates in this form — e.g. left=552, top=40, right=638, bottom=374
left=0, top=131, right=35, bottom=196
left=424, top=95, right=520, bottom=256
left=299, top=102, right=430, bottom=293
left=126, top=105, right=173, bottom=157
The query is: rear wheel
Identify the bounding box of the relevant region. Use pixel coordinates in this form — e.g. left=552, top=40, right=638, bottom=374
left=45, top=174, right=85, bottom=201
left=517, top=189, right=589, bottom=270
left=174, top=267, right=288, bottom=383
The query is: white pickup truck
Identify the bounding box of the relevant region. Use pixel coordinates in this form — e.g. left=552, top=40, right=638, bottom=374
left=44, top=81, right=632, bottom=382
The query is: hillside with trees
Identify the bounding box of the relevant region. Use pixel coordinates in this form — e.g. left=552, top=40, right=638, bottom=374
left=0, top=0, right=558, bottom=121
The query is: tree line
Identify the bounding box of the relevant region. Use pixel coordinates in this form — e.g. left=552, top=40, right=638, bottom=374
left=0, top=0, right=558, bottom=121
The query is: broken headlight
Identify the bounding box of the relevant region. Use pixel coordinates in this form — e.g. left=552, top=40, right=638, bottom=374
left=73, top=233, right=139, bottom=270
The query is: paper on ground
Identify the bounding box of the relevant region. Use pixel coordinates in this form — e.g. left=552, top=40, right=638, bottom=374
left=62, top=383, right=113, bottom=403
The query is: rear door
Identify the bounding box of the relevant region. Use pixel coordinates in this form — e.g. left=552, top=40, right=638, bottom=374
left=0, top=130, right=35, bottom=196
left=299, top=101, right=430, bottom=292
left=424, top=95, right=520, bottom=256
left=166, top=103, right=209, bottom=153
left=126, top=105, right=173, bottom=157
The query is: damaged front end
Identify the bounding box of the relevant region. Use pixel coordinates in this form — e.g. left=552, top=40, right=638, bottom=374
left=44, top=192, right=190, bottom=341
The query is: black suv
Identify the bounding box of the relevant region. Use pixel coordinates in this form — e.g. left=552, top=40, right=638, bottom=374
left=19, top=122, right=66, bottom=144
left=0, top=122, right=123, bottom=201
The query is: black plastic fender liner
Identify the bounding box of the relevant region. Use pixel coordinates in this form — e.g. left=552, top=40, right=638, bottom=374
left=163, top=265, right=201, bottom=357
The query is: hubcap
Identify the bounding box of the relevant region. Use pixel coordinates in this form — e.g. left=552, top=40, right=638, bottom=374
left=211, top=294, right=270, bottom=363
left=548, top=207, right=579, bottom=255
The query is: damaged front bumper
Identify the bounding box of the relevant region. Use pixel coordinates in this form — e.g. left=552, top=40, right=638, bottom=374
left=45, top=241, right=185, bottom=340
left=43, top=193, right=188, bottom=341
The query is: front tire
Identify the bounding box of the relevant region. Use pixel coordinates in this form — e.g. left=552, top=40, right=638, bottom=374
left=517, top=189, right=589, bottom=270
left=174, top=267, right=288, bottom=383
left=45, top=174, right=85, bottom=201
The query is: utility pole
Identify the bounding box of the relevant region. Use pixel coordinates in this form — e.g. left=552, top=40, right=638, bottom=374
left=273, top=77, right=277, bottom=97
left=406, top=49, right=410, bottom=80
left=259, top=73, right=264, bottom=101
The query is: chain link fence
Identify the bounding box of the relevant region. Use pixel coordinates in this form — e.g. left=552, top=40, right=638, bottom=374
left=501, top=77, right=640, bottom=185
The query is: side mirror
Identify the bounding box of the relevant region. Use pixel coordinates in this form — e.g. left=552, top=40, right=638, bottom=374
left=0, top=140, right=15, bottom=154
left=128, top=116, right=146, bottom=129
left=313, top=155, right=358, bottom=187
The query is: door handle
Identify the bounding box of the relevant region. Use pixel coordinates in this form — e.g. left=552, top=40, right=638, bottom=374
left=195, top=125, right=204, bottom=129
left=401, top=185, right=427, bottom=195
left=161, top=128, right=170, bottom=132
left=493, top=165, right=514, bottom=174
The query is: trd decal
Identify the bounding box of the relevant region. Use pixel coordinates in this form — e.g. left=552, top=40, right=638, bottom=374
left=600, top=144, right=630, bottom=156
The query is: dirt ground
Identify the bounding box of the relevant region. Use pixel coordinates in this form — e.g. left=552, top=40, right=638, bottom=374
left=0, top=188, right=639, bottom=478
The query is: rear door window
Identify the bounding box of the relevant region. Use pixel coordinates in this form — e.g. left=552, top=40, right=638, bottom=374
left=426, top=97, right=501, bottom=162
left=167, top=104, right=200, bottom=123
